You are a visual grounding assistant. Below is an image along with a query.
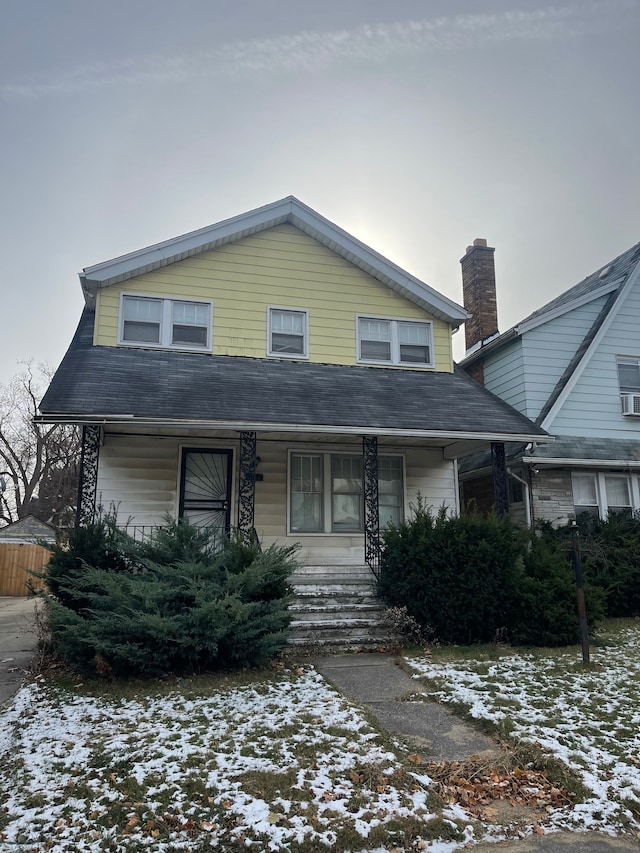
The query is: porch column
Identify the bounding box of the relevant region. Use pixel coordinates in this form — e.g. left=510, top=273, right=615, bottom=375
left=237, top=431, right=257, bottom=543
left=363, top=435, right=380, bottom=573
left=491, top=441, right=509, bottom=516
left=76, top=425, right=101, bottom=527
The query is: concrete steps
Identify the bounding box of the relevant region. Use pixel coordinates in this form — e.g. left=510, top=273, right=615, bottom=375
left=288, top=564, right=391, bottom=648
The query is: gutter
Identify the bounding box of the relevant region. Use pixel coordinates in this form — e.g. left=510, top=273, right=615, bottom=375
left=508, top=468, right=531, bottom=527
left=522, top=456, right=640, bottom=468
left=35, top=414, right=550, bottom=445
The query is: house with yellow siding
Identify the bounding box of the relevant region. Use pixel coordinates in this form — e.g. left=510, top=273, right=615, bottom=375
left=40, top=197, right=547, bottom=642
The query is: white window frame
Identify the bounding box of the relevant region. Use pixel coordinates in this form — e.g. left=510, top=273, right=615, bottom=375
left=356, top=315, right=434, bottom=367
left=617, top=356, right=640, bottom=415
left=118, top=293, right=213, bottom=352
left=287, top=450, right=405, bottom=535
left=571, top=471, right=637, bottom=520
left=267, top=306, right=309, bottom=359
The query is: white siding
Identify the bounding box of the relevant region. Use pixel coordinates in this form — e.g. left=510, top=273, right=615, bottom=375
left=97, top=435, right=182, bottom=526
left=97, top=435, right=457, bottom=562
left=549, top=279, right=640, bottom=438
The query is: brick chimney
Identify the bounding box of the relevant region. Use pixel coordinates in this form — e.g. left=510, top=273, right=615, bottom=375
left=460, top=238, right=498, bottom=354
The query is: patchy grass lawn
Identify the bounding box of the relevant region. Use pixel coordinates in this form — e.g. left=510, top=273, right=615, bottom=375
left=406, top=619, right=640, bottom=837
left=3, top=621, right=640, bottom=851
left=0, top=665, right=464, bottom=852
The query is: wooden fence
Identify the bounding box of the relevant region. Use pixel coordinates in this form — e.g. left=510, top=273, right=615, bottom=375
left=0, top=543, right=50, bottom=596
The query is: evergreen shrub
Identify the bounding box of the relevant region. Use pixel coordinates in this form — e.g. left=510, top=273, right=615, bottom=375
left=378, top=501, right=526, bottom=645
left=378, top=501, right=605, bottom=647
left=574, top=512, right=640, bottom=618
left=510, top=534, right=605, bottom=646
left=44, top=518, right=297, bottom=677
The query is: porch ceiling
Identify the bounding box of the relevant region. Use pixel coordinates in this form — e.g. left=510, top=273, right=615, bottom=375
left=96, top=424, right=496, bottom=452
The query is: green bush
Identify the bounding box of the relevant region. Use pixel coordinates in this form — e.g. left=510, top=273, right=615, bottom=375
left=511, top=534, right=606, bottom=646
left=45, top=512, right=133, bottom=613
left=44, top=518, right=297, bottom=677
left=378, top=502, right=605, bottom=647
left=576, top=512, right=640, bottom=618
left=378, top=502, right=526, bottom=645
left=537, top=514, right=640, bottom=618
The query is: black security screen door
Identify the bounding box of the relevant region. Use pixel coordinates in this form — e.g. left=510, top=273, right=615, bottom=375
left=179, top=449, right=232, bottom=533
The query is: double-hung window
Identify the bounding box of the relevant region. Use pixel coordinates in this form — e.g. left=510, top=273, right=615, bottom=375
left=122, top=296, right=162, bottom=344
left=289, top=452, right=404, bottom=533
left=120, top=295, right=211, bottom=350
left=572, top=472, right=634, bottom=519
left=617, top=357, right=640, bottom=414
left=268, top=307, right=308, bottom=358
left=357, top=317, right=433, bottom=366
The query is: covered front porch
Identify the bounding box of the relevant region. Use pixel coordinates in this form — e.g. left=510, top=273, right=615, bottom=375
left=74, top=423, right=514, bottom=580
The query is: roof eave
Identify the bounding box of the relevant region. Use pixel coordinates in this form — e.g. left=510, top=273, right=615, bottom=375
left=79, top=196, right=469, bottom=326
left=458, top=328, right=518, bottom=367
left=35, top=411, right=548, bottom=444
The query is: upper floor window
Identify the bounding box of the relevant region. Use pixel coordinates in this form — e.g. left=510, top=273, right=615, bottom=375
left=120, top=295, right=211, bottom=351
left=617, top=357, right=640, bottom=415
left=268, top=307, right=309, bottom=358
left=357, top=317, right=433, bottom=367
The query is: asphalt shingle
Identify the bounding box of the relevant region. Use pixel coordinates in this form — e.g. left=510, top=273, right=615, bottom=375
left=40, top=309, right=547, bottom=438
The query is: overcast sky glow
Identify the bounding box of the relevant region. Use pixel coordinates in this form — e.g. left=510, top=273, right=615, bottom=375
left=1, top=0, right=639, bottom=383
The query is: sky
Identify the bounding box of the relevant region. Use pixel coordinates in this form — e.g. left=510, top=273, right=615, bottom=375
left=1, top=0, right=639, bottom=385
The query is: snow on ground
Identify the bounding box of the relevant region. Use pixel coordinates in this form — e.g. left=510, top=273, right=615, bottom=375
left=407, top=624, right=640, bottom=836
left=0, top=668, right=466, bottom=852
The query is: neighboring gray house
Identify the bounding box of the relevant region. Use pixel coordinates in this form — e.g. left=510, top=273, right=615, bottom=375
left=458, top=239, right=640, bottom=526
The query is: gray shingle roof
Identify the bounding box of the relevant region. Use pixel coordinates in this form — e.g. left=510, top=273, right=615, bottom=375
left=516, top=241, right=640, bottom=328
left=460, top=241, right=640, bottom=368
left=40, top=310, right=547, bottom=439
left=458, top=435, right=640, bottom=475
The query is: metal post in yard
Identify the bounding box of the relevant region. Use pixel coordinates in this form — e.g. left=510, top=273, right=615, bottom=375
left=571, top=521, right=590, bottom=665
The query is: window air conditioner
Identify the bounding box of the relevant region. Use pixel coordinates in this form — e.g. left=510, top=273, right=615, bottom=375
left=621, top=393, right=640, bottom=416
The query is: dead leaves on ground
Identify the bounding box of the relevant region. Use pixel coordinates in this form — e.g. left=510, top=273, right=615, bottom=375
left=425, top=757, right=572, bottom=821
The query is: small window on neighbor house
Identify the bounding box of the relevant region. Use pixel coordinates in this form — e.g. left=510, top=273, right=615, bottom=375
left=508, top=475, right=524, bottom=504
left=358, top=317, right=432, bottom=366
left=268, top=308, right=308, bottom=357
left=617, top=357, right=640, bottom=414
left=617, top=358, right=640, bottom=392
left=572, top=472, right=634, bottom=519
left=121, top=295, right=211, bottom=350
left=572, top=473, right=599, bottom=517
left=604, top=475, right=632, bottom=516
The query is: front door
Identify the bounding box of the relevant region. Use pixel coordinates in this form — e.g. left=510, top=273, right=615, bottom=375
left=179, top=449, right=232, bottom=534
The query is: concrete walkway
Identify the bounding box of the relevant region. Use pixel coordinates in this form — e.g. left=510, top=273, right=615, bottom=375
left=0, top=596, right=39, bottom=706
left=314, top=653, right=640, bottom=853
left=315, top=652, right=499, bottom=761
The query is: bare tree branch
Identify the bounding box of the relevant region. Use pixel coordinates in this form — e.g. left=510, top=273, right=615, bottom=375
left=0, top=363, right=80, bottom=529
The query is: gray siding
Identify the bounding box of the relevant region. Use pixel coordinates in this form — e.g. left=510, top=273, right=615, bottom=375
left=549, top=278, right=640, bottom=438
left=483, top=297, right=609, bottom=422
left=483, top=339, right=527, bottom=415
